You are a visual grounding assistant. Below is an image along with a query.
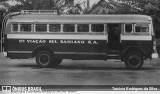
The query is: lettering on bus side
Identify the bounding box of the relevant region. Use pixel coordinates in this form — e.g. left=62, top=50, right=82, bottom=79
left=18, top=39, right=99, bottom=45
left=19, top=40, right=46, bottom=43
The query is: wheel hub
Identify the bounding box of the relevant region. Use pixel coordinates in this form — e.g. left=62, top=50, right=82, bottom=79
left=129, top=57, right=139, bottom=66
left=39, top=54, right=50, bottom=65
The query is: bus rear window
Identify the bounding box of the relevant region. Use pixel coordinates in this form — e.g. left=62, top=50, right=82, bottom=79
left=63, top=24, right=75, bottom=32
left=92, top=24, right=104, bottom=32
left=20, top=24, right=32, bottom=32
left=35, top=24, right=47, bottom=32
left=77, top=24, right=89, bottom=32
left=49, top=24, right=60, bottom=32
left=12, top=24, right=18, bottom=32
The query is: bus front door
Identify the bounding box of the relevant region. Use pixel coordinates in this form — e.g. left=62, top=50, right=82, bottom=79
left=107, top=24, right=121, bottom=59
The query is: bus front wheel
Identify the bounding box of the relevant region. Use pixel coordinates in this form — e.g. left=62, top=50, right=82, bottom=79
left=124, top=51, right=143, bottom=70
left=36, top=51, right=62, bottom=68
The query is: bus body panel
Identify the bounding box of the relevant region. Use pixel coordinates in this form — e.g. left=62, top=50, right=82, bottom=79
left=120, top=34, right=153, bottom=59
left=120, top=40, right=153, bottom=60
left=2, top=13, right=154, bottom=62
left=6, top=34, right=107, bottom=60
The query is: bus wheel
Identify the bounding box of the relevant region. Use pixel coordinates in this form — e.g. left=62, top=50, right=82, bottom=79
left=36, top=51, right=53, bottom=68
left=124, top=51, right=143, bottom=70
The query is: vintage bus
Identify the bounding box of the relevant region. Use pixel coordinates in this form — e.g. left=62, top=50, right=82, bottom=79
left=1, top=10, right=155, bottom=70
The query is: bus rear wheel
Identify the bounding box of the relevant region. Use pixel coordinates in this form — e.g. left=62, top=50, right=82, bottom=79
left=124, top=51, right=143, bottom=70
left=36, top=51, right=61, bottom=68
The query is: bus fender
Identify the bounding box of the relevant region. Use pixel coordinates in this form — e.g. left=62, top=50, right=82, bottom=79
left=121, top=47, right=145, bottom=61
left=32, top=45, right=54, bottom=57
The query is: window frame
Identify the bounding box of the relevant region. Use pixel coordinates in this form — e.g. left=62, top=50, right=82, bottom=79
left=20, top=24, right=33, bottom=32
left=11, top=23, right=107, bottom=34
left=48, top=24, right=61, bottom=33
left=134, top=23, right=150, bottom=33
left=77, top=24, right=90, bottom=33
left=11, top=23, right=19, bottom=32
left=124, top=23, right=134, bottom=33
left=91, top=24, right=105, bottom=33
left=34, top=24, right=48, bottom=33
left=63, top=24, right=75, bottom=33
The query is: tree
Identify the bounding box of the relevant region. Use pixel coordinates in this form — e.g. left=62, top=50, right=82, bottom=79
left=8, top=0, right=73, bottom=12
left=116, top=0, right=160, bottom=15
left=0, top=0, right=11, bottom=11
left=115, top=0, right=160, bottom=38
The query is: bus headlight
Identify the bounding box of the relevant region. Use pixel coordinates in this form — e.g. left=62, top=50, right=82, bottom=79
left=152, top=53, right=158, bottom=58
left=3, top=52, right=7, bottom=57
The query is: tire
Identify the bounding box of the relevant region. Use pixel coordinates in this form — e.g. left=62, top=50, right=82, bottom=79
left=124, top=51, right=143, bottom=70
left=36, top=51, right=53, bottom=68
left=36, top=50, right=62, bottom=68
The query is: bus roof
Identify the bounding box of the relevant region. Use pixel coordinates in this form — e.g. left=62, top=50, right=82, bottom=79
left=7, top=14, right=152, bottom=24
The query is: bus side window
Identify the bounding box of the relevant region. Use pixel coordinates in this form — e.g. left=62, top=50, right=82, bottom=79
left=49, top=24, right=60, bottom=32
left=12, top=24, right=18, bottom=32
left=125, top=24, right=133, bottom=33
left=77, top=24, right=89, bottom=32
left=20, top=24, right=32, bottom=32
left=92, top=24, right=104, bottom=32
left=135, top=24, right=149, bottom=33
left=63, top=24, right=75, bottom=32
left=35, top=24, right=47, bottom=32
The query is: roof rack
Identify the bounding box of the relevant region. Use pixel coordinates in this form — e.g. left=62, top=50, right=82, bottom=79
left=21, top=10, right=58, bottom=15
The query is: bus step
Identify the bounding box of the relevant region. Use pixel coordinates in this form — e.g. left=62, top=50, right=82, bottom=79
left=107, top=54, right=119, bottom=59
left=107, top=60, right=121, bottom=62
left=108, top=50, right=119, bottom=54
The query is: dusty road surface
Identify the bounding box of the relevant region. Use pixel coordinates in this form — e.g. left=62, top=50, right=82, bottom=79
left=0, top=54, right=160, bottom=85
